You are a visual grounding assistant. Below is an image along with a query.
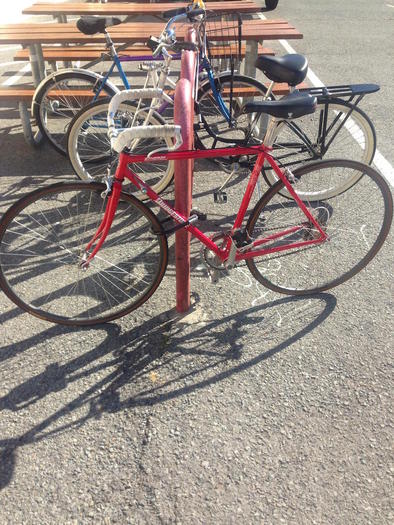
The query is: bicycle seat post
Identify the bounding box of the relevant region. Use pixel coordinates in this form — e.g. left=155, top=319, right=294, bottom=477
left=264, top=80, right=275, bottom=100
left=104, top=30, right=117, bottom=58
left=263, top=116, right=285, bottom=148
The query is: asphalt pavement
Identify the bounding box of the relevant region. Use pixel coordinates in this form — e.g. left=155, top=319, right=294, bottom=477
left=0, top=1, right=393, bottom=523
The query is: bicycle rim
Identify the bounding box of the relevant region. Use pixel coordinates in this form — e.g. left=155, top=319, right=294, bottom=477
left=0, top=182, right=168, bottom=326
left=264, top=100, right=376, bottom=199
left=34, top=71, right=116, bottom=155
left=246, top=159, right=392, bottom=294
left=67, top=98, right=174, bottom=200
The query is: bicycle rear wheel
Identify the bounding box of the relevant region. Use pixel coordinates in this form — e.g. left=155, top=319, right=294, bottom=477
left=0, top=182, right=168, bottom=326
left=33, top=70, right=117, bottom=155
left=263, top=100, right=376, bottom=199
left=246, top=159, right=392, bottom=294
left=67, top=98, right=174, bottom=200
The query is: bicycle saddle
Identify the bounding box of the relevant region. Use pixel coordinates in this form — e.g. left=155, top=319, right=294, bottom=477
left=255, top=54, right=308, bottom=86
left=76, top=16, right=122, bottom=35
left=241, top=91, right=316, bottom=120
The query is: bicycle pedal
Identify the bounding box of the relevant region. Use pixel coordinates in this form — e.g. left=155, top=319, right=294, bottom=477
left=214, top=191, right=227, bottom=204
left=207, top=267, right=220, bottom=284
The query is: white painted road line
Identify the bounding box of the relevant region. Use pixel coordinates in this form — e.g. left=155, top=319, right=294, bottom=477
left=0, top=62, right=26, bottom=69
left=1, top=63, right=31, bottom=86
left=0, top=45, right=23, bottom=53
left=258, top=13, right=394, bottom=187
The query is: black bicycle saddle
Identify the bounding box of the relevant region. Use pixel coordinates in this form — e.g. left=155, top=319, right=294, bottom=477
left=242, top=91, right=316, bottom=120
left=255, top=54, right=308, bottom=86
left=76, top=16, right=122, bottom=35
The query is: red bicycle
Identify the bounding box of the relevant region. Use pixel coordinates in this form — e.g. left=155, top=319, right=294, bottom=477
left=0, top=90, right=392, bottom=326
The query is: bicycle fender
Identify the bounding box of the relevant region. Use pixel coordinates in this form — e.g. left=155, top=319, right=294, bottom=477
left=30, top=69, right=120, bottom=114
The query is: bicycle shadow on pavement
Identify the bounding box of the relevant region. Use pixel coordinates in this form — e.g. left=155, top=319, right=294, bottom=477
left=0, top=292, right=336, bottom=490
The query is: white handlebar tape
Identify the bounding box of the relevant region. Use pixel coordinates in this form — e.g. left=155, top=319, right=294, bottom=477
left=111, top=124, right=182, bottom=154
left=107, top=88, right=169, bottom=131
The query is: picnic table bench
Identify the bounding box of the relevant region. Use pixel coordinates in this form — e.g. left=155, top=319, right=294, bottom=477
left=13, top=42, right=275, bottom=66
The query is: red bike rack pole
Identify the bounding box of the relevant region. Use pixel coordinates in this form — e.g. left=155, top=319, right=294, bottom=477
left=174, top=28, right=196, bottom=313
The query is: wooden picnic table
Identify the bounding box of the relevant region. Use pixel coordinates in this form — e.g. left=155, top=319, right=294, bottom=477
left=22, top=1, right=262, bottom=22
left=0, top=19, right=302, bottom=84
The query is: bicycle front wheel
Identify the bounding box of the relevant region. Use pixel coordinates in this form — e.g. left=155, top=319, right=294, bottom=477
left=246, top=159, right=392, bottom=294
left=263, top=100, right=376, bottom=199
left=0, top=182, right=168, bottom=326
left=67, top=98, right=174, bottom=200
left=33, top=70, right=117, bottom=155
left=195, top=73, right=269, bottom=149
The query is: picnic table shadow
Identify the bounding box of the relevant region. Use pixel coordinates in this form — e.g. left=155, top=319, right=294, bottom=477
left=0, top=292, right=336, bottom=490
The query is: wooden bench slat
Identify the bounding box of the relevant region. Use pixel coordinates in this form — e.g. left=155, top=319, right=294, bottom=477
left=0, top=20, right=301, bottom=46
left=0, top=82, right=308, bottom=103
left=13, top=43, right=275, bottom=62
left=0, top=30, right=302, bottom=46
left=22, top=1, right=261, bottom=16
left=0, top=20, right=294, bottom=30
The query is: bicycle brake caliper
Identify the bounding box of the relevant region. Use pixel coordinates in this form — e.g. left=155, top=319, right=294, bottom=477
left=101, top=167, right=114, bottom=199
left=284, top=167, right=297, bottom=184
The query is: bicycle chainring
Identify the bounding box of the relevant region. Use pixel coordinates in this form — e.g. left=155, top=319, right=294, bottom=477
left=201, top=232, right=230, bottom=270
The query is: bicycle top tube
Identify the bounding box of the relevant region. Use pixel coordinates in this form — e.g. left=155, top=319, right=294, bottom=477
left=125, top=143, right=271, bottom=164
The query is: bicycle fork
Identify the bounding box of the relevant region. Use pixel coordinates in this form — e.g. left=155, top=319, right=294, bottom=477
left=80, top=177, right=122, bottom=269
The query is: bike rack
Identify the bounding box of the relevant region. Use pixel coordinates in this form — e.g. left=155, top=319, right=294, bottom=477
left=174, top=28, right=196, bottom=313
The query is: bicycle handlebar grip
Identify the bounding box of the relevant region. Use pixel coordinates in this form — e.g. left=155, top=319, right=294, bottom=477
left=147, top=36, right=160, bottom=52
left=107, top=88, right=168, bottom=130
left=111, top=125, right=183, bottom=154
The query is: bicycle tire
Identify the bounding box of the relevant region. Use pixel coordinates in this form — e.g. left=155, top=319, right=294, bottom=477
left=0, top=182, right=168, bottom=326
left=195, top=73, right=270, bottom=149
left=32, top=70, right=118, bottom=156
left=263, top=99, right=377, bottom=199
left=246, top=159, right=392, bottom=294
left=67, top=98, right=174, bottom=200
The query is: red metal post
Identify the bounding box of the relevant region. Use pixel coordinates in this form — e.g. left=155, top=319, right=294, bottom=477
left=174, top=28, right=196, bottom=313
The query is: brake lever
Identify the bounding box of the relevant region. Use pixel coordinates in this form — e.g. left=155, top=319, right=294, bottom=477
left=146, top=129, right=183, bottom=158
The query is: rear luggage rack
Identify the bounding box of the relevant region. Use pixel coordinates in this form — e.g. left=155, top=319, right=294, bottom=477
left=299, top=83, right=380, bottom=102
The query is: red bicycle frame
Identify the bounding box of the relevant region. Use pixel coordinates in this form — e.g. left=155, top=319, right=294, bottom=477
left=83, top=143, right=328, bottom=266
